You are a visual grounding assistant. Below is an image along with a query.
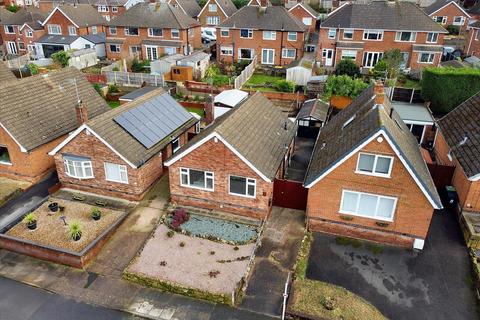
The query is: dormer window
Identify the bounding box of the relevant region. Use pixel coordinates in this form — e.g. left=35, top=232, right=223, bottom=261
left=356, top=152, right=393, bottom=178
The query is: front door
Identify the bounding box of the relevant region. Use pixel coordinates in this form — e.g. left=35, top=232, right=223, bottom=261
left=6, top=42, right=17, bottom=54
left=323, top=49, right=334, bottom=66
left=261, top=49, right=275, bottom=65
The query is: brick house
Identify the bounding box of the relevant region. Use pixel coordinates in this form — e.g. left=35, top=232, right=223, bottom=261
left=304, top=84, right=442, bottom=249
left=216, top=5, right=307, bottom=65
left=168, top=0, right=202, bottom=18
left=288, top=2, right=318, bottom=35
left=164, top=92, right=296, bottom=220
left=0, top=7, right=47, bottom=56
left=0, top=67, right=109, bottom=183
left=197, top=0, right=237, bottom=27
left=35, top=5, right=107, bottom=58
left=318, top=1, right=447, bottom=74
left=466, top=21, right=480, bottom=57
left=434, top=91, right=480, bottom=212
left=424, top=0, right=471, bottom=34
left=0, top=8, right=14, bottom=48
left=49, top=88, right=199, bottom=201
left=105, top=3, right=201, bottom=61
left=4, top=0, right=38, bottom=7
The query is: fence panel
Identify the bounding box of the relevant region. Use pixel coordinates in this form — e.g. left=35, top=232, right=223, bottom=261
left=391, top=87, right=424, bottom=103
left=102, top=71, right=164, bottom=87
left=234, top=56, right=257, bottom=89
left=4, top=53, right=31, bottom=69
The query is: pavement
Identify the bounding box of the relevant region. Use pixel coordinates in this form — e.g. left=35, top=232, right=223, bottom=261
left=285, top=137, right=315, bottom=182
left=306, top=209, right=479, bottom=320
left=240, top=207, right=305, bottom=317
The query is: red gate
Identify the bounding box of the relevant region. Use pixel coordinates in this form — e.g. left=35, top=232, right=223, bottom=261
left=272, top=179, right=308, bottom=210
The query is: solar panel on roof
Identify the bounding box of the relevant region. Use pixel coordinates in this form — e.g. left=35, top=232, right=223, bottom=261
left=114, top=93, right=192, bottom=149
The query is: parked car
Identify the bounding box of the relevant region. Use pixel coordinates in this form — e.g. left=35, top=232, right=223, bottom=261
left=201, top=28, right=216, bottom=42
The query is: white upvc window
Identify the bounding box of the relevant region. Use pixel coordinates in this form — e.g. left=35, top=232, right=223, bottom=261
left=109, top=44, right=121, bottom=53
left=109, top=26, right=117, bottom=35
left=207, top=16, right=220, bottom=25
left=356, top=152, right=394, bottom=177
left=148, top=27, right=163, bottom=37
left=98, top=5, right=108, bottom=12
left=239, top=48, right=254, bottom=60
left=426, top=32, right=438, bottom=43
left=91, top=26, right=98, bottom=34
left=282, top=48, right=296, bottom=59
left=395, top=31, right=416, bottom=42
left=195, top=122, right=200, bottom=133
left=433, top=16, right=447, bottom=24
left=47, top=24, right=61, bottom=35
left=240, top=29, right=253, bottom=39
left=4, top=25, right=15, bottom=34
left=362, top=51, right=383, bottom=68
left=340, top=190, right=397, bottom=221
left=104, top=162, right=128, bottom=184
left=180, top=168, right=214, bottom=191
left=112, top=6, right=118, bottom=12
left=229, top=175, right=256, bottom=198
left=343, top=28, right=354, bottom=39
left=302, top=17, right=312, bottom=26
left=209, top=3, right=217, bottom=12
left=68, top=26, right=77, bottom=36
left=263, top=30, right=276, bottom=40
left=341, top=50, right=357, bottom=60
left=287, top=31, right=297, bottom=41
left=171, top=28, right=180, bottom=38
left=63, top=156, right=94, bottom=179
left=125, top=27, right=139, bottom=36
left=363, top=29, right=383, bottom=40
left=261, top=48, right=275, bottom=64
left=25, top=29, right=33, bottom=38
left=220, top=46, right=233, bottom=55
left=220, top=28, right=229, bottom=37
left=327, top=28, right=336, bottom=39
left=171, top=138, right=180, bottom=153
left=418, top=52, right=435, bottom=64
left=453, top=16, right=465, bottom=26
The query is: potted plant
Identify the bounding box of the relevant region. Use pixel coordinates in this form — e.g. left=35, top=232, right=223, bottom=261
left=91, top=207, right=101, bottom=221
left=48, top=202, right=59, bottom=212
left=69, top=222, right=82, bottom=241
left=23, top=213, right=37, bottom=230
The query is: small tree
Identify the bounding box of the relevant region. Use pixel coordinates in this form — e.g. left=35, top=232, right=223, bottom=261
left=275, top=80, right=296, bottom=93
left=198, top=0, right=207, bottom=6
left=373, top=49, right=403, bottom=80
left=51, top=51, right=70, bottom=67
left=335, top=59, right=360, bottom=78
left=232, top=0, right=248, bottom=8
left=324, top=75, right=369, bottom=99
left=446, top=25, right=460, bottom=35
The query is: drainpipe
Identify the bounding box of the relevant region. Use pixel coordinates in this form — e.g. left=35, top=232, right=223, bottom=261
left=280, top=25, right=284, bottom=66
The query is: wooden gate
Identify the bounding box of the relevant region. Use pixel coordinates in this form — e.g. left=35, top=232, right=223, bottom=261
left=272, top=179, right=308, bottom=210
left=427, top=163, right=456, bottom=189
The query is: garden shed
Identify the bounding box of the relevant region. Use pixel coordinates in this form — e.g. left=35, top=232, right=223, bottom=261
left=286, top=57, right=314, bottom=86
left=68, top=48, right=98, bottom=70
left=177, top=51, right=211, bottom=80
left=150, top=54, right=184, bottom=75
left=296, top=99, right=330, bottom=138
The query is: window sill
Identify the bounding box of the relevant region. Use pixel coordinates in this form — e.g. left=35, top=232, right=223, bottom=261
left=338, top=211, right=394, bottom=223
left=180, top=184, right=214, bottom=192
left=65, top=173, right=94, bottom=180
left=228, top=192, right=256, bottom=199
left=106, top=178, right=129, bottom=184
left=354, top=170, right=391, bottom=179
left=0, top=161, right=12, bottom=166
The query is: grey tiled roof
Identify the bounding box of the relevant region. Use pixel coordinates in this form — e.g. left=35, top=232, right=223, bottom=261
left=424, top=0, right=457, bottom=15
left=218, top=5, right=307, bottom=32
left=437, top=91, right=480, bottom=178
left=412, top=44, right=443, bottom=52
left=109, top=3, right=200, bottom=29
left=321, top=1, right=447, bottom=33
left=54, top=4, right=106, bottom=27
left=83, top=32, right=106, bottom=44
left=0, top=7, right=14, bottom=26
left=170, top=92, right=296, bottom=180
left=105, top=37, right=125, bottom=44
left=36, top=34, right=79, bottom=44
left=0, top=7, right=46, bottom=29
left=297, top=99, right=329, bottom=122
left=336, top=41, right=365, bottom=49
left=119, top=86, right=157, bottom=101
left=87, top=88, right=197, bottom=167
left=213, top=0, right=237, bottom=17
left=0, top=67, right=109, bottom=151
left=175, top=0, right=202, bottom=17
left=38, top=0, right=129, bottom=5
left=305, top=86, right=441, bottom=208
left=292, top=3, right=318, bottom=18
left=0, top=64, right=16, bottom=82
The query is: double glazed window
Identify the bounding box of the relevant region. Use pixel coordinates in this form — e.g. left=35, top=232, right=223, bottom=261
left=356, top=153, right=393, bottom=177
left=171, top=138, right=180, bottom=153
left=104, top=162, right=128, bottom=183
left=363, top=30, right=383, bottom=40
left=229, top=176, right=256, bottom=198
left=263, top=30, right=276, bottom=40
left=362, top=52, right=383, bottom=68
left=282, top=48, right=296, bottom=59
left=25, top=29, right=33, bottom=37
left=125, top=27, right=139, bottom=36
left=239, top=48, right=254, bottom=60
left=340, top=190, right=397, bottom=221
left=341, top=50, right=356, bottom=60
left=220, top=28, right=229, bottom=37
left=302, top=17, right=312, bottom=26
left=418, top=52, right=435, bottom=63
left=395, top=31, right=416, bottom=42
left=171, top=28, right=180, bottom=38
left=453, top=16, right=465, bottom=25
left=220, top=46, right=233, bottom=55
left=68, top=26, right=77, bottom=36
left=4, top=25, right=14, bottom=34
left=109, top=26, right=117, bottom=35
left=148, top=28, right=163, bottom=37
left=207, top=16, right=220, bottom=25
left=327, top=28, right=336, bottom=39
left=209, top=4, right=217, bottom=12
left=63, top=156, right=94, bottom=179
left=433, top=16, right=447, bottom=24
left=343, top=29, right=353, bottom=39
left=426, top=32, right=438, bottom=43
left=240, top=29, right=253, bottom=38
left=0, top=146, right=11, bottom=165
left=287, top=32, right=297, bottom=41
left=109, top=44, right=121, bottom=53
left=47, top=24, right=61, bottom=35
left=180, top=168, right=214, bottom=191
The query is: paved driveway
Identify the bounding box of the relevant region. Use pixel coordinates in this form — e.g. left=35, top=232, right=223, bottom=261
left=306, top=210, right=479, bottom=320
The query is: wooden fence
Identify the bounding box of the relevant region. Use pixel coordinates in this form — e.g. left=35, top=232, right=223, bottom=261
left=427, top=163, right=455, bottom=189
left=390, top=87, right=423, bottom=103
left=102, top=71, right=164, bottom=87
left=4, top=53, right=31, bottom=69
left=234, top=56, right=257, bottom=89
left=244, top=89, right=307, bottom=102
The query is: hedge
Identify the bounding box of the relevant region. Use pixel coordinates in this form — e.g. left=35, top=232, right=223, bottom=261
left=421, top=67, right=480, bottom=114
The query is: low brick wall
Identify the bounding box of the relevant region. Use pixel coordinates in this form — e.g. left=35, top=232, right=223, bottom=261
left=0, top=211, right=128, bottom=269
left=84, top=73, right=107, bottom=84
left=308, top=217, right=415, bottom=248
left=179, top=101, right=205, bottom=110
left=185, top=81, right=233, bottom=94
left=244, top=90, right=307, bottom=102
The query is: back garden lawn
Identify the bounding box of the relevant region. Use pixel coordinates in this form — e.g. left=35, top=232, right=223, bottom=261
left=243, top=74, right=286, bottom=92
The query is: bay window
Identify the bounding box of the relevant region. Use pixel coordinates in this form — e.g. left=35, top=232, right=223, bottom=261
left=340, top=190, right=397, bottom=221
left=180, top=168, right=214, bottom=191
left=63, top=156, right=94, bottom=179
left=356, top=153, right=393, bottom=177
left=229, top=175, right=256, bottom=198
left=104, top=162, right=128, bottom=183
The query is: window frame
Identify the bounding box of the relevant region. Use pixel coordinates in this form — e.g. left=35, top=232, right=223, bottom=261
left=426, top=32, right=438, bottom=43
left=220, top=28, right=229, bottom=37
left=209, top=3, right=217, bottom=12
left=228, top=175, right=256, bottom=198
left=327, top=28, right=336, bottom=39
left=171, top=28, right=180, bottom=38
left=343, top=28, right=354, bottom=40
left=47, top=24, right=61, bottom=35
left=395, top=31, right=416, bottom=42
left=363, top=30, right=383, bottom=41
left=68, top=25, right=77, bottom=36
left=104, top=162, right=128, bottom=184
left=282, top=48, right=296, bottom=59
left=238, top=48, right=254, bottom=60
left=339, top=190, right=397, bottom=222
left=341, top=49, right=357, bottom=60
left=240, top=29, right=253, bottom=39
left=98, top=5, right=109, bottom=12
left=453, top=16, right=465, bottom=26
left=148, top=27, right=163, bottom=37
left=0, top=145, right=12, bottom=165
left=263, top=30, right=276, bottom=40
left=355, top=152, right=394, bottom=178
left=63, top=157, right=94, bottom=179
left=220, top=46, right=233, bottom=56
left=206, top=16, right=220, bottom=25
left=4, top=25, right=15, bottom=34
left=287, top=31, right=297, bottom=41
left=171, top=138, right=180, bottom=153
left=25, top=28, right=33, bottom=38
left=433, top=16, right=447, bottom=24
left=109, top=26, right=117, bottom=35
left=109, top=44, right=121, bottom=53
left=111, top=6, right=118, bottom=12
left=179, top=167, right=214, bottom=191
left=124, top=27, right=139, bottom=36
left=302, top=17, right=312, bottom=26
left=418, top=52, right=435, bottom=64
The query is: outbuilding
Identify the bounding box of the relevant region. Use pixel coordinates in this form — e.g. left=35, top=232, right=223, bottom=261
left=296, top=99, right=330, bottom=138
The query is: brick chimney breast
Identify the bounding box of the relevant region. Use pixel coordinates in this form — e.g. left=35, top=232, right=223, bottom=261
left=75, top=100, right=89, bottom=126
left=374, top=80, right=385, bottom=105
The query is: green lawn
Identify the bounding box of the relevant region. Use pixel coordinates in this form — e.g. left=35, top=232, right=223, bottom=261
left=186, top=107, right=205, bottom=117
left=243, top=73, right=286, bottom=92
left=396, top=75, right=421, bottom=89
left=107, top=101, right=120, bottom=109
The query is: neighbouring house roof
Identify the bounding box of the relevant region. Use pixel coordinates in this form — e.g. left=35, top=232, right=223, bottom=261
left=36, top=34, right=82, bottom=45
left=38, top=0, right=129, bottom=5
left=108, top=3, right=200, bottom=29
left=321, top=1, right=447, bottom=33
left=0, top=67, right=109, bottom=152
left=177, top=50, right=210, bottom=63
left=83, top=32, right=106, bottom=44
left=437, top=91, right=480, bottom=180
left=391, top=102, right=434, bottom=124
left=43, top=5, right=106, bottom=28
left=468, top=2, right=480, bottom=15
left=171, top=0, right=202, bottom=18
left=297, top=99, right=329, bottom=122
left=424, top=0, right=470, bottom=17
left=304, top=86, right=442, bottom=209
left=336, top=41, right=365, bottom=49
left=440, top=59, right=467, bottom=68
left=54, top=88, right=197, bottom=168
left=470, top=21, right=480, bottom=29
left=218, top=5, right=307, bottom=32
left=0, top=7, right=14, bottom=26
left=165, top=92, right=296, bottom=181
left=214, top=89, right=249, bottom=107
left=289, top=2, right=318, bottom=18
left=119, top=86, right=158, bottom=102
left=0, top=64, right=16, bottom=82
left=0, top=7, right=46, bottom=30
left=105, top=37, right=125, bottom=44
left=142, top=39, right=183, bottom=47
left=204, top=0, right=237, bottom=17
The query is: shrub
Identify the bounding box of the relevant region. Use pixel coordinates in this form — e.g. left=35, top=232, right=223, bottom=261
left=421, top=67, right=480, bottom=113
left=93, top=83, right=102, bottom=95
left=193, top=95, right=201, bottom=102
left=90, top=207, right=101, bottom=219
left=171, top=208, right=189, bottom=229
left=179, top=241, right=186, bottom=247
left=324, top=75, right=369, bottom=99
left=27, top=63, right=39, bottom=76
left=131, top=59, right=150, bottom=72
left=112, top=66, right=120, bottom=72
left=108, top=84, right=119, bottom=93
left=275, top=80, right=295, bottom=93
left=69, top=222, right=82, bottom=240
left=447, top=25, right=460, bottom=35
left=335, top=59, right=360, bottom=78
left=51, top=51, right=70, bottom=67
left=22, top=212, right=36, bottom=224
left=6, top=4, right=19, bottom=12
left=232, top=0, right=248, bottom=8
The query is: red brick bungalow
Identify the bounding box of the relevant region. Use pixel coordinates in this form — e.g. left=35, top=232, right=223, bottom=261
left=49, top=88, right=199, bottom=201
left=304, top=84, right=442, bottom=249
left=434, top=91, right=480, bottom=212
left=424, top=0, right=471, bottom=34
left=0, top=67, right=109, bottom=183
left=164, top=92, right=296, bottom=220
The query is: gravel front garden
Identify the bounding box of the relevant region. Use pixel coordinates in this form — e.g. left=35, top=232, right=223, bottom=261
left=6, top=198, right=124, bottom=253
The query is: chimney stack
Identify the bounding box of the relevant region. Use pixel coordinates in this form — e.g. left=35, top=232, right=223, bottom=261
left=205, top=94, right=214, bottom=125
left=374, top=80, right=385, bottom=105
left=75, top=100, right=88, bottom=126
